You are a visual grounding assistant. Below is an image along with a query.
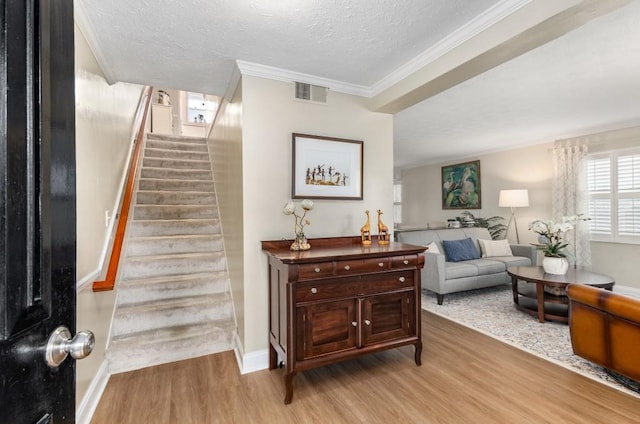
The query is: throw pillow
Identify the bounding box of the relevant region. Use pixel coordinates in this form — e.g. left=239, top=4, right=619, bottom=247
left=478, top=239, right=513, bottom=257
left=442, top=238, right=480, bottom=262
left=426, top=241, right=441, bottom=255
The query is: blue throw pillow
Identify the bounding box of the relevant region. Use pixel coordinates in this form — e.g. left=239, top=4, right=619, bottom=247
left=442, top=238, right=480, bottom=262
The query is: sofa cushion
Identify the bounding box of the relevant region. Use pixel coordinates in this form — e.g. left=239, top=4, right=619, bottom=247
left=465, top=259, right=506, bottom=274
left=442, top=237, right=480, bottom=262
left=445, top=262, right=479, bottom=279
left=426, top=241, right=441, bottom=255
left=490, top=256, right=532, bottom=267
left=478, top=239, right=513, bottom=257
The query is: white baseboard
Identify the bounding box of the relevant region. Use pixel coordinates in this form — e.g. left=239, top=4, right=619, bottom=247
left=76, top=360, right=110, bottom=424
left=613, top=284, right=640, bottom=297
left=233, top=332, right=269, bottom=374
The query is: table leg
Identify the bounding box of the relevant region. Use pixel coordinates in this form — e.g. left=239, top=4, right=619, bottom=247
left=284, top=371, right=296, bottom=404
left=536, top=283, right=545, bottom=323
left=511, top=276, right=519, bottom=304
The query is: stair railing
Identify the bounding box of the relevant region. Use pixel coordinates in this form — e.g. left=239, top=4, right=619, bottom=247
left=93, top=86, right=153, bottom=291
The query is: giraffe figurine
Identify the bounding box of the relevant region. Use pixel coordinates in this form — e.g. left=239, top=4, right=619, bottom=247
left=377, top=209, right=389, bottom=245
left=360, top=210, right=372, bottom=245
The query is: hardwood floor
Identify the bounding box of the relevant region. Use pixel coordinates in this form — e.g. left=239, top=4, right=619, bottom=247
left=90, top=311, right=640, bottom=423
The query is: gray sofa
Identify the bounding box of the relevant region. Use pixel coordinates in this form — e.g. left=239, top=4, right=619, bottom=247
left=397, top=227, right=537, bottom=304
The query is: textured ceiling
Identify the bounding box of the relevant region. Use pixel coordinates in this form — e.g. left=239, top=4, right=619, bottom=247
left=76, top=0, right=640, bottom=168
left=78, top=0, right=499, bottom=93
left=393, top=0, right=640, bottom=168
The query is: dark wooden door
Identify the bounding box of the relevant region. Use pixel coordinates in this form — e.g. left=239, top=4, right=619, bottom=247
left=0, top=1, right=80, bottom=422
left=296, top=299, right=357, bottom=360
left=362, top=291, right=414, bottom=345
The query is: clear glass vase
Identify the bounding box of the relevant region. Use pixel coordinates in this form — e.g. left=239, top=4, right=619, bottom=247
left=290, top=232, right=311, bottom=251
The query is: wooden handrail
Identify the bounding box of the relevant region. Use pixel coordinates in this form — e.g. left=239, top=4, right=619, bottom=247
left=93, top=86, right=153, bottom=291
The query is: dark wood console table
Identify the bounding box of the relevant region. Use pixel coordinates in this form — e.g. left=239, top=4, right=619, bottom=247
left=262, top=236, right=426, bottom=404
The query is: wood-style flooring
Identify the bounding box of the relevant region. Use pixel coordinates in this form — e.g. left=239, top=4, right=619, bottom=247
left=90, top=311, right=640, bottom=423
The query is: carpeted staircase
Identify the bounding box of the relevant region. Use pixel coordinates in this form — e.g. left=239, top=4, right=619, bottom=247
left=106, top=133, right=236, bottom=374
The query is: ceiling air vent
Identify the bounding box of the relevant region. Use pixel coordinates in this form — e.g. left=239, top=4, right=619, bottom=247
left=294, top=82, right=328, bottom=104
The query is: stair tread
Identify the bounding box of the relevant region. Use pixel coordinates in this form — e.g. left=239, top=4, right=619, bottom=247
left=129, top=233, right=222, bottom=242
left=125, top=250, right=225, bottom=261
left=119, top=271, right=227, bottom=286
left=115, top=292, right=230, bottom=314
left=110, top=319, right=235, bottom=345
left=147, top=134, right=206, bottom=143
left=145, top=147, right=209, bottom=155
left=136, top=189, right=215, bottom=195
left=143, top=156, right=210, bottom=164
left=138, top=177, right=214, bottom=184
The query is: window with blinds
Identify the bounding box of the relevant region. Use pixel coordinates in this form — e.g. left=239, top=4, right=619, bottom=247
left=587, top=149, right=640, bottom=243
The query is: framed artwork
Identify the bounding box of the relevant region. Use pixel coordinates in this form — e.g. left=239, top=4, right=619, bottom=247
left=441, top=160, right=481, bottom=209
left=292, top=133, right=363, bottom=200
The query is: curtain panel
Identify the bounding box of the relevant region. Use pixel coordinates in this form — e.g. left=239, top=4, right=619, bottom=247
left=551, top=141, right=591, bottom=267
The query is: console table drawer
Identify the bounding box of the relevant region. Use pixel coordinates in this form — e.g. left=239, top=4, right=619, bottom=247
left=335, top=257, right=389, bottom=275
left=298, top=262, right=334, bottom=280
left=361, top=271, right=414, bottom=295
left=390, top=255, right=418, bottom=269
left=296, top=278, right=361, bottom=302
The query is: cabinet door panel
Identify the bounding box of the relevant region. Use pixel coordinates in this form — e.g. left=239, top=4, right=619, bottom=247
left=362, top=291, right=415, bottom=345
left=297, top=299, right=357, bottom=360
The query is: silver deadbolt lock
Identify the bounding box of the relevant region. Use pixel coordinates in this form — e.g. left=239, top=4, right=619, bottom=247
left=45, top=326, right=95, bottom=368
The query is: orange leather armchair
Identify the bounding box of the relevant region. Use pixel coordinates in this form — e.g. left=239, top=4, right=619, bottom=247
left=567, top=283, right=640, bottom=382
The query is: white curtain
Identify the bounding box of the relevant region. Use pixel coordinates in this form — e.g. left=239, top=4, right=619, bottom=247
left=551, top=141, right=590, bottom=267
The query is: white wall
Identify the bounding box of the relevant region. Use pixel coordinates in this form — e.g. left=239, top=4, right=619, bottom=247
left=74, top=22, right=144, bottom=403
left=75, top=25, right=144, bottom=283
left=402, top=142, right=554, bottom=246
left=226, top=75, right=393, bottom=358
left=208, top=83, right=245, bottom=346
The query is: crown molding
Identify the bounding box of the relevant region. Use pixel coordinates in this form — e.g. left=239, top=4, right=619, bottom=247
left=236, top=0, right=530, bottom=100
left=74, top=0, right=117, bottom=85
left=225, top=63, right=242, bottom=101
left=370, top=0, right=532, bottom=96
left=236, top=60, right=372, bottom=97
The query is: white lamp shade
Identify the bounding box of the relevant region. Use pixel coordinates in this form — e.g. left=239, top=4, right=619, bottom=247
left=499, top=189, right=529, bottom=207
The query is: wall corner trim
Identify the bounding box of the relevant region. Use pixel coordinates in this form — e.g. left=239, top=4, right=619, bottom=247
left=233, top=333, right=269, bottom=374
left=76, top=360, right=110, bottom=424
left=74, top=0, right=118, bottom=85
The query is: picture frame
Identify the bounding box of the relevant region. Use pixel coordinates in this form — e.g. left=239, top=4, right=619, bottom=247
left=441, top=160, right=481, bottom=209
left=292, top=133, right=363, bottom=200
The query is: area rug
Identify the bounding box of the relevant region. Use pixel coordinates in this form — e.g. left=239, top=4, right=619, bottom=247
left=421, top=284, right=639, bottom=398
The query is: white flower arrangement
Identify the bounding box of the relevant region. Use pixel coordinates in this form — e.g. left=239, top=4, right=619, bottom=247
left=529, top=214, right=589, bottom=258
left=283, top=199, right=314, bottom=237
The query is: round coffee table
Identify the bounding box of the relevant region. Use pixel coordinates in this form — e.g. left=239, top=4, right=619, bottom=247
left=507, top=266, right=615, bottom=323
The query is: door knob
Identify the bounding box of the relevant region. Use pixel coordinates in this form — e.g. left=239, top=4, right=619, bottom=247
left=45, top=326, right=95, bottom=368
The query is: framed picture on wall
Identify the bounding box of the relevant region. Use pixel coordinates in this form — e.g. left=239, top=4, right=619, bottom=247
left=292, top=133, right=363, bottom=200
left=441, top=160, right=481, bottom=209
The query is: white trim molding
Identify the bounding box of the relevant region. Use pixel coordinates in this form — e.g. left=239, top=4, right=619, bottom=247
left=236, top=0, right=530, bottom=99
left=370, top=0, right=531, bottom=96
left=233, top=332, right=269, bottom=375
left=74, top=0, right=118, bottom=84
left=236, top=60, right=371, bottom=98
left=76, top=360, right=110, bottom=424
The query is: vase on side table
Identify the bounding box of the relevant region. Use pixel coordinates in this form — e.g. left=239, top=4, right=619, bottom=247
left=542, top=257, right=569, bottom=275
left=290, top=232, right=311, bottom=251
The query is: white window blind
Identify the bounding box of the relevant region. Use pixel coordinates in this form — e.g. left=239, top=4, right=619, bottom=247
left=587, top=155, right=612, bottom=237
left=587, top=148, right=640, bottom=243
left=617, top=153, right=640, bottom=238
